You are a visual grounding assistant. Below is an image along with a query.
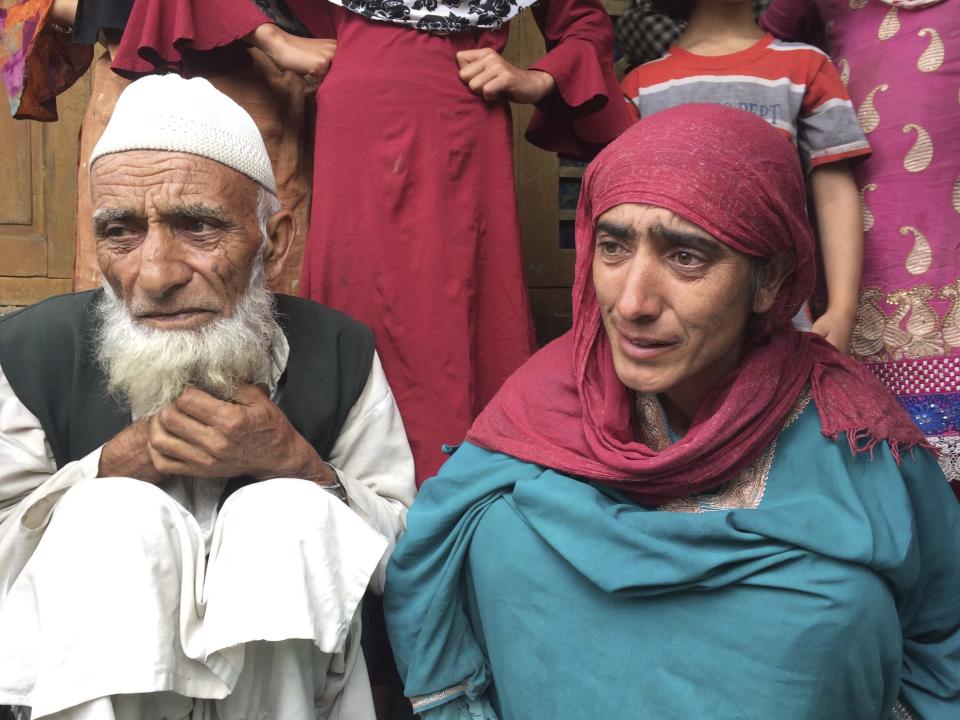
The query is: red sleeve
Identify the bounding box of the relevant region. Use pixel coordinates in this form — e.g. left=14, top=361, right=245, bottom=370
left=759, top=0, right=824, bottom=46
left=800, top=53, right=848, bottom=116
left=112, top=0, right=272, bottom=77
left=525, top=0, right=633, bottom=159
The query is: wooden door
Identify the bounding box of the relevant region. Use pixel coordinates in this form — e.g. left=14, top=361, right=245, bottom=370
left=504, top=0, right=627, bottom=345
left=0, top=73, right=90, bottom=310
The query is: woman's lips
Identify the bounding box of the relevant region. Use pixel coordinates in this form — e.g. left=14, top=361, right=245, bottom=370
left=617, top=332, right=677, bottom=359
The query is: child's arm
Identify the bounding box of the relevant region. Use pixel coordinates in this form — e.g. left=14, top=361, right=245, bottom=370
left=246, top=23, right=337, bottom=90
left=809, top=160, right=862, bottom=354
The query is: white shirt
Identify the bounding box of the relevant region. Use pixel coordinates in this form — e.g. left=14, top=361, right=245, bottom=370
left=0, top=335, right=416, bottom=594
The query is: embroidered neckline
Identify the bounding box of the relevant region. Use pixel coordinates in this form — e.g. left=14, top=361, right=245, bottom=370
left=656, top=387, right=812, bottom=513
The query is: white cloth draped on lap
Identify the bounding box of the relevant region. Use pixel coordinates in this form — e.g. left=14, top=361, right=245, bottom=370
left=0, top=476, right=387, bottom=719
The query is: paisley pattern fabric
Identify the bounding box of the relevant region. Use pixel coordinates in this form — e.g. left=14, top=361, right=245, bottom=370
left=878, top=0, right=947, bottom=7
left=763, top=0, right=960, bottom=495
left=331, top=0, right=538, bottom=31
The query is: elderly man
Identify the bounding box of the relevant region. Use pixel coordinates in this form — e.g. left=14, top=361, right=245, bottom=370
left=0, top=74, right=415, bottom=719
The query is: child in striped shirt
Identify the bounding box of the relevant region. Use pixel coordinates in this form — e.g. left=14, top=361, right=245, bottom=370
left=621, top=0, right=869, bottom=353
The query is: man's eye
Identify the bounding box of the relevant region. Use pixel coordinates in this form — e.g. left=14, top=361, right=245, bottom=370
left=184, top=219, right=214, bottom=233
left=103, top=224, right=135, bottom=239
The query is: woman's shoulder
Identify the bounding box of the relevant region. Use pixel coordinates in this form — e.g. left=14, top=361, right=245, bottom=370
left=743, top=392, right=957, bottom=573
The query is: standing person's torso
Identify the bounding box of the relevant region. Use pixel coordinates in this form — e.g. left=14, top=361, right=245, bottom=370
left=289, top=1, right=510, bottom=92
left=624, top=33, right=831, bottom=147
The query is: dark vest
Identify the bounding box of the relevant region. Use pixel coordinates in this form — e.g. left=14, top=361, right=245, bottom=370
left=0, top=290, right=375, bottom=471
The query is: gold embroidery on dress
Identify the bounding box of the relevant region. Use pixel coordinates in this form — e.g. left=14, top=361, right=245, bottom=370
left=849, top=0, right=868, bottom=9
left=878, top=6, right=900, bottom=40
left=881, top=292, right=913, bottom=361
left=860, top=183, right=877, bottom=232
left=658, top=389, right=812, bottom=513
left=902, top=124, right=933, bottom=172
left=838, top=58, right=850, bottom=87
left=634, top=393, right=671, bottom=451
left=888, top=285, right=945, bottom=358
left=901, top=225, right=932, bottom=275
left=855, top=282, right=960, bottom=362
left=952, top=176, right=960, bottom=214
left=851, top=287, right=887, bottom=360
left=940, top=280, right=960, bottom=352
left=917, top=28, right=944, bottom=72
left=857, top=84, right=888, bottom=133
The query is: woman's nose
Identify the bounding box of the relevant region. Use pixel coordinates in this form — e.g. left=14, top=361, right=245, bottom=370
left=615, top=253, right=665, bottom=322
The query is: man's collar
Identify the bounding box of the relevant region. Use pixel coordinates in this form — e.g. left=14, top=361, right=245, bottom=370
left=264, top=318, right=289, bottom=399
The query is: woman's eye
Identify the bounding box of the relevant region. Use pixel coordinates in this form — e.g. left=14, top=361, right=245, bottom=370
left=597, top=240, right=625, bottom=257
left=673, top=251, right=703, bottom=267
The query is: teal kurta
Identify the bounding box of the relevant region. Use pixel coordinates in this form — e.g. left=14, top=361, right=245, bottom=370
left=385, top=397, right=960, bottom=719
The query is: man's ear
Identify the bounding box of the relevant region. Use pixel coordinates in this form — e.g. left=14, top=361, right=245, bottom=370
left=262, top=209, right=295, bottom=282
left=752, top=252, right=794, bottom=315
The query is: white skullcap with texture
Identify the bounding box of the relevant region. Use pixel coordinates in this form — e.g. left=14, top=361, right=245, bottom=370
left=89, top=74, right=276, bottom=195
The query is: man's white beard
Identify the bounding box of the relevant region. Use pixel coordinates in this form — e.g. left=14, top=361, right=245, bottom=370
left=95, top=257, right=278, bottom=418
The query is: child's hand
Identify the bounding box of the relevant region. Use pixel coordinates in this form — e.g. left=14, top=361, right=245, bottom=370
left=455, top=48, right=556, bottom=104
left=248, top=24, right=337, bottom=91
left=811, top=309, right=855, bottom=354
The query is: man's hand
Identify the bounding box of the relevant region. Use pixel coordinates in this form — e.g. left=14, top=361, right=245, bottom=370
left=811, top=308, right=855, bottom=354
left=247, top=23, right=337, bottom=93
left=455, top=48, right=556, bottom=104
left=98, top=418, right=166, bottom=484
left=147, top=385, right=335, bottom=484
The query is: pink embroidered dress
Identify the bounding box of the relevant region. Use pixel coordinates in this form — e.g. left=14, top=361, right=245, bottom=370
left=764, top=0, right=960, bottom=491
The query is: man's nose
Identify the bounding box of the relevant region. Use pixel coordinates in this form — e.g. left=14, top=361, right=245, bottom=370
left=134, top=225, right=192, bottom=299
left=615, top=253, right=664, bottom=321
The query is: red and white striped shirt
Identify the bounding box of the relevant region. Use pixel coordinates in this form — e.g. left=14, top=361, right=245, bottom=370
left=621, top=34, right=870, bottom=170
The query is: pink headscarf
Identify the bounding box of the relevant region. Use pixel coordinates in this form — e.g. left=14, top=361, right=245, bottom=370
left=467, top=105, right=927, bottom=504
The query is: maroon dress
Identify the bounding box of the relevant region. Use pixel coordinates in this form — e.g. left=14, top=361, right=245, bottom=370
left=114, top=0, right=631, bottom=483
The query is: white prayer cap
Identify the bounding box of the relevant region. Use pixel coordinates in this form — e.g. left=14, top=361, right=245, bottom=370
left=89, top=74, right=276, bottom=195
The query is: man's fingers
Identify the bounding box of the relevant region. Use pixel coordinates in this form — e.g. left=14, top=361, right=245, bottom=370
left=175, top=386, right=233, bottom=424
left=157, top=403, right=214, bottom=444
left=149, top=434, right=220, bottom=477
left=150, top=417, right=219, bottom=467
left=148, top=444, right=203, bottom=478
left=234, top=384, right=269, bottom=404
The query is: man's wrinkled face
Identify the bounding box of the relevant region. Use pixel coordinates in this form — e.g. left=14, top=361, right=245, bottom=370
left=592, top=204, right=759, bottom=417
left=91, top=151, right=263, bottom=330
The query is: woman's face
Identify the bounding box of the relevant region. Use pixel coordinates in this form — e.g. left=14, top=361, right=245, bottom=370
left=592, top=204, right=762, bottom=420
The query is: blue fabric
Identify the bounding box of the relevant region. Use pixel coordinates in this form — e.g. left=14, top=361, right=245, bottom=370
left=385, top=402, right=960, bottom=719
